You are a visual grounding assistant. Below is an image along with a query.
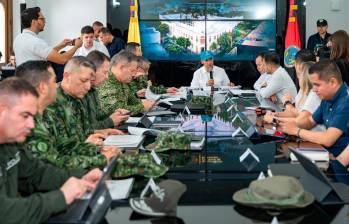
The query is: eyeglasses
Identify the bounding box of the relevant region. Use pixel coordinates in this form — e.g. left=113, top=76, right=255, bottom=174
left=37, top=17, right=46, bottom=21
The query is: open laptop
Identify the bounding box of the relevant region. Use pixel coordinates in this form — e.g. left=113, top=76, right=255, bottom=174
left=290, top=148, right=349, bottom=205
left=46, top=156, right=117, bottom=223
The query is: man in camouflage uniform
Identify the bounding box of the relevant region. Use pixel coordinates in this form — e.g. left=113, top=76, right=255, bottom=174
left=129, top=56, right=177, bottom=98
left=97, top=50, right=155, bottom=116
left=0, top=77, right=103, bottom=223
left=17, top=59, right=120, bottom=169
left=18, top=59, right=168, bottom=178
left=85, top=50, right=130, bottom=130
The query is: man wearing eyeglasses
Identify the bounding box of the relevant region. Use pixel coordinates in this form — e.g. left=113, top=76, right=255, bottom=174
left=14, top=7, right=82, bottom=66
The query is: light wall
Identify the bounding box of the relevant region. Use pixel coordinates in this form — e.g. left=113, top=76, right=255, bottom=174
left=12, top=0, right=25, bottom=40
left=306, top=0, right=349, bottom=43
left=12, top=0, right=106, bottom=47
left=11, top=0, right=349, bottom=50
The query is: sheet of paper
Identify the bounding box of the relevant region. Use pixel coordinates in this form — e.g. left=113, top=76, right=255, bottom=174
left=145, top=87, right=161, bottom=100
left=104, top=135, right=144, bottom=147
left=106, top=178, right=134, bottom=200
left=126, top=116, right=155, bottom=124
left=159, top=97, right=182, bottom=106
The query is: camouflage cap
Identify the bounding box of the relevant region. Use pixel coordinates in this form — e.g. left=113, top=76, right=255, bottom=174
left=113, top=154, right=169, bottom=178
left=146, top=132, right=192, bottom=152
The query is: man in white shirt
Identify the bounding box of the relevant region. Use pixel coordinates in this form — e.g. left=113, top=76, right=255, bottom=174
left=14, top=7, right=82, bottom=66
left=74, top=26, right=110, bottom=57
left=254, top=52, right=271, bottom=90
left=190, top=51, right=232, bottom=88
left=259, top=52, right=297, bottom=104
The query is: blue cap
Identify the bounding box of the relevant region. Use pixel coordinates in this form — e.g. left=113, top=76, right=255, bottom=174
left=200, top=51, right=214, bottom=61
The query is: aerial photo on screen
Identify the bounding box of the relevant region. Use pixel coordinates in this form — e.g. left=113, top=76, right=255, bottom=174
left=139, top=0, right=276, bottom=61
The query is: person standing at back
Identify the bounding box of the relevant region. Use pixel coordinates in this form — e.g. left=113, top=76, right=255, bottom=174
left=74, top=26, right=110, bottom=57
left=99, top=27, right=125, bottom=58
left=13, top=7, right=82, bottom=66
left=307, top=19, right=331, bottom=56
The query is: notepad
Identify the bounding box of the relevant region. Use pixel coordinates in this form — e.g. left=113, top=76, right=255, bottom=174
left=290, top=147, right=329, bottom=162
left=103, top=135, right=145, bottom=149
left=126, top=116, right=156, bottom=124
left=106, top=178, right=134, bottom=200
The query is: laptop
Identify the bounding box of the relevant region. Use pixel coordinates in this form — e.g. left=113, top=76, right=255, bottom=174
left=290, top=148, right=349, bottom=205
left=1, top=67, right=15, bottom=80
left=46, top=156, right=117, bottom=223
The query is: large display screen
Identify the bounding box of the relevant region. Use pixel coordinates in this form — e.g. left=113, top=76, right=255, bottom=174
left=139, top=0, right=276, bottom=61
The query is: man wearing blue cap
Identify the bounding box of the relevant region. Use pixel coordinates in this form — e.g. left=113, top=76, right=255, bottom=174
left=190, top=51, right=233, bottom=88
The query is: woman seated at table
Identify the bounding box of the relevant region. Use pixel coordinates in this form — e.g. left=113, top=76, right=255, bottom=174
left=264, top=61, right=321, bottom=126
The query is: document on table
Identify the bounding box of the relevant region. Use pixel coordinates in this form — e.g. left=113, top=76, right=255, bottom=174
left=106, top=178, right=134, bottom=200
left=126, top=116, right=156, bottom=124
left=103, top=135, right=145, bottom=148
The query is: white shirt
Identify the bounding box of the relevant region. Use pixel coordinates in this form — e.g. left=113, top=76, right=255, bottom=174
left=254, top=73, right=271, bottom=90
left=295, top=90, right=321, bottom=113
left=190, top=65, right=230, bottom=88
left=295, top=90, right=324, bottom=131
left=74, top=40, right=110, bottom=57
left=13, top=29, right=53, bottom=66
left=259, top=66, right=297, bottom=104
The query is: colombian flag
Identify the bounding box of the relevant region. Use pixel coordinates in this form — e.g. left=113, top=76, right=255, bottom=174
left=284, top=0, right=301, bottom=68
left=127, top=0, right=141, bottom=44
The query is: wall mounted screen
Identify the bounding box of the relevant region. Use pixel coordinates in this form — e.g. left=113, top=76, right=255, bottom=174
left=139, top=0, right=276, bottom=61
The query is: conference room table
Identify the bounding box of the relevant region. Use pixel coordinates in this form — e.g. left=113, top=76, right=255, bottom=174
left=105, top=91, right=349, bottom=224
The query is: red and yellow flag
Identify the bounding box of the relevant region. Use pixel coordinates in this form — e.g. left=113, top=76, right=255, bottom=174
left=284, top=0, right=301, bottom=67
left=127, top=0, right=141, bottom=44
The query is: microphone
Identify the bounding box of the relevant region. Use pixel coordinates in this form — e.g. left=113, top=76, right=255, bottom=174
left=209, top=69, right=214, bottom=94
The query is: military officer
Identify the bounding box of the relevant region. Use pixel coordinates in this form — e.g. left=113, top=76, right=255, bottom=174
left=0, top=77, right=103, bottom=223
left=16, top=60, right=120, bottom=169
left=97, top=50, right=155, bottom=115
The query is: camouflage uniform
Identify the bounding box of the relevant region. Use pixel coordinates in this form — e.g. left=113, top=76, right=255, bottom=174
left=83, top=87, right=114, bottom=130
left=149, top=85, right=167, bottom=94
left=114, top=153, right=169, bottom=178
left=0, top=143, right=85, bottom=223
left=25, top=87, right=106, bottom=169
left=97, top=71, right=144, bottom=116
left=27, top=87, right=169, bottom=177
left=129, top=75, right=148, bottom=95
left=146, top=132, right=192, bottom=152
